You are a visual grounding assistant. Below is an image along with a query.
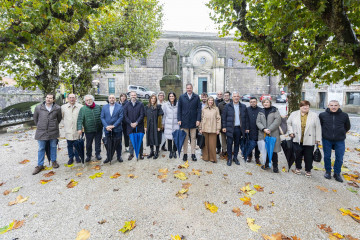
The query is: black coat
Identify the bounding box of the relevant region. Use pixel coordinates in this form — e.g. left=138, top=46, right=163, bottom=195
left=247, top=106, right=264, bottom=140
left=145, top=104, right=163, bottom=146
left=123, top=100, right=145, bottom=136
left=319, top=108, right=351, bottom=141
left=215, top=98, right=223, bottom=107
left=120, top=100, right=129, bottom=135
left=177, top=93, right=201, bottom=129
left=222, top=102, right=249, bottom=138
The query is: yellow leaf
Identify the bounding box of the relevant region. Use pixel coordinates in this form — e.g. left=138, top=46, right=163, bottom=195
left=158, top=168, right=169, bottom=174
left=171, top=235, right=182, bottom=240
left=119, top=220, right=136, bottom=233
left=67, top=179, right=78, bottom=188
left=174, top=172, right=187, bottom=180
left=44, top=166, right=53, bottom=171
left=110, top=172, right=121, bottom=179
left=253, top=185, right=264, bottom=192
left=40, top=179, right=52, bottom=184
left=339, top=208, right=360, bottom=223
left=75, top=229, right=90, bottom=240
left=204, top=201, right=218, bottom=213
left=254, top=204, right=263, bottom=211
left=128, top=174, right=138, bottom=179
left=178, top=188, right=188, bottom=194
left=282, top=167, right=286, bottom=172
left=178, top=161, right=189, bottom=169
left=176, top=188, right=189, bottom=199
left=64, top=163, right=74, bottom=168
left=246, top=218, right=261, bottom=232
left=19, top=159, right=30, bottom=164
left=11, top=187, right=21, bottom=192
left=240, top=196, right=252, bottom=206
left=331, top=233, right=344, bottom=239
left=190, top=169, right=201, bottom=176
left=246, top=172, right=252, bottom=175
left=240, top=184, right=257, bottom=196
left=89, top=172, right=104, bottom=179
left=76, top=172, right=83, bottom=177
left=9, top=195, right=29, bottom=206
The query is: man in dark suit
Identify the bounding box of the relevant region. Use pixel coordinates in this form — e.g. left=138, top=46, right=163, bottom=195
left=101, top=95, right=124, bottom=163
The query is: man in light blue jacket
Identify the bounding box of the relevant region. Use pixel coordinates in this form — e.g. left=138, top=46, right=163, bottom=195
left=101, top=95, right=124, bottom=163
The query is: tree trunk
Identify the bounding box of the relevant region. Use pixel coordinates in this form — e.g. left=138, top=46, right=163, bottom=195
left=287, top=76, right=304, bottom=115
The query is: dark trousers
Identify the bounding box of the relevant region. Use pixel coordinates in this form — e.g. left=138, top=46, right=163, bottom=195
left=168, top=139, right=177, bottom=152
left=129, top=140, right=143, bottom=156
left=227, top=126, right=241, bottom=160
left=85, top=131, right=102, bottom=157
left=248, top=143, right=260, bottom=159
left=216, top=135, right=221, bottom=151
left=66, top=140, right=80, bottom=161
left=150, top=145, right=160, bottom=152
left=295, top=144, right=315, bottom=172
left=265, top=152, right=278, bottom=168
left=123, top=133, right=129, bottom=148
left=323, top=139, right=345, bottom=175
left=105, top=131, right=122, bottom=158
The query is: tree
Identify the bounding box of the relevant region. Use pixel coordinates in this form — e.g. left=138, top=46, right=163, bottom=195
left=0, top=0, right=163, bottom=96
left=207, top=0, right=359, bottom=113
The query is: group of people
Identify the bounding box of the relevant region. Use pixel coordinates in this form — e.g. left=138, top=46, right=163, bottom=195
left=32, top=83, right=351, bottom=183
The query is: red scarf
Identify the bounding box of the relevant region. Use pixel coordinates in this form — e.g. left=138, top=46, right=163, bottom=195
left=86, top=102, right=95, bottom=109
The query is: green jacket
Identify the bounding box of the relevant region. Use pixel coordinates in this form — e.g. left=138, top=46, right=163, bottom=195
left=77, top=104, right=102, bottom=133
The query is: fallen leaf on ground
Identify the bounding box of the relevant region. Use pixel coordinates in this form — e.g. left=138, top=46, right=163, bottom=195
left=176, top=188, right=189, bottom=199
left=190, top=169, right=201, bottom=176
left=119, top=220, right=136, bottom=233
left=44, top=166, right=53, bottom=171
left=339, top=208, right=360, bottom=223
left=247, top=218, right=261, bottom=232
left=75, top=229, right=90, bottom=240
left=12, top=220, right=25, bottom=229
left=67, top=179, right=78, bottom=188
left=206, top=171, right=213, bottom=174
left=3, top=190, right=10, bottom=195
left=313, top=166, right=325, bottom=171
left=240, top=196, right=252, bottom=206
left=76, top=172, right=83, bottom=177
left=40, top=179, right=52, bottom=184
left=348, top=182, right=359, bottom=188
left=89, top=172, right=104, bottom=179
left=19, top=159, right=30, bottom=164
left=89, top=161, right=101, bottom=165
left=43, top=171, right=55, bottom=177
left=171, top=235, right=184, bottom=240
left=329, top=233, right=344, bottom=239
left=8, top=195, right=29, bottom=206
left=246, top=172, right=253, bottom=175
left=232, top=207, right=243, bottom=216
left=0, top=182, right=4, bottom=186
left=110, top=172, right=121, bottom=179
left=254, top=204, right=264, bottom=211
left=174, top=172, right=187, bottom=180
left=178, top=161, right=189, bottom=169
left=204, top=201, right=218, bottom=213
left=182, top=183, right=192, bottom=189
left=159, top=168, right=169, bottom=174
left=347, top=188, right=358, bottom=194
left=0, top=221, right=14, bottom=234
left=162, top=154, right=166, bottom=158
left=11, top=187, right=21, bottom=192
left=240, top=184, right=257, bottom=196
left=254, top=185, right=264, bottom=192
left=282, top=167, right=286, bottom=172
left=316, top=186, right=329, bottom=192
left=98, top=219, right=107, bottom=224
left=84, top=205, right=90, bottom=210
left=262, top=232, right=300, bottom=240
left=128, top=174, right=138, bottom=179
left=92, top=165, right=101, bottom=170
left=157, top=174, right=167, bottom=179
left=64, top=163, right=74, bottom=168
left=317, top=224, right=333, bottom=233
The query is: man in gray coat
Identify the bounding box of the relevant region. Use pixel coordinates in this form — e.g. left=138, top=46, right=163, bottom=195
left=32, top=93, right=62, bottom=175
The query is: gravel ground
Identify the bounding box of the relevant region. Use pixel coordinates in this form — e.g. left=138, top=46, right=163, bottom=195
left=1, top=126, right=360, bottom=240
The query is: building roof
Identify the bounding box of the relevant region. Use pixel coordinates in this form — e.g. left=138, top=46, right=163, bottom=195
left=161, top=31, right=234, bottom=40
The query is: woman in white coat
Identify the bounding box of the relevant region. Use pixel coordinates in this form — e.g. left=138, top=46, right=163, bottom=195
left=287, top=100, right=322, bottom=177
left=162, top=92, right=180, bottom=158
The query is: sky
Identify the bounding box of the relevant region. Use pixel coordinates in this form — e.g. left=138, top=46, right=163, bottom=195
left=158, top=0, right=218, bottom=32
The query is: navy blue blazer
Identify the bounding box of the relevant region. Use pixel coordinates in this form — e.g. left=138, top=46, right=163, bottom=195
left=177, top=92, right=201, bottom=129
left=100, top=103, right=123, bottom=133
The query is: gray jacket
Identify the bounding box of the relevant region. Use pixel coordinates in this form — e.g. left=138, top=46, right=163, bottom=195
left=256, top=106, right=281, bottom=152
left=34, top=103, right=62, bottom=140
left=162, top=101, right=179, bottom=140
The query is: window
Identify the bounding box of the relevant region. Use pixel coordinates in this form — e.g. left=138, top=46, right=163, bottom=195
left=140, top=58, right=147, bottom=66
left=346, top=92, right=360, bottom=105
left=228, top=58, right=233, bottom=67
left=108, top=78, right=115, bottom=94
left=139, top=87, right=146, bottom=92
left=129, top=86, right=137, bottom=90
left=200, top=57, right=206, bottom=65
left=301, top=92, right=305, bottom=100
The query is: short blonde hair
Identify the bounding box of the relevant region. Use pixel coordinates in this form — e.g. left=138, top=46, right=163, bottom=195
left=206, top=96, right=216, bottom=108
left=261, top=99, right=272, bottom=106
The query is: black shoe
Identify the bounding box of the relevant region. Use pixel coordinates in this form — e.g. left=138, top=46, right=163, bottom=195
left=103, top=158, right=110, bottom=164
left=227, top=159, right=232, bottom=166
left=273, top=167, right=279, bottom=173
left=191, top=154, right=197, bottom=161
left=161, top=145, right=167, bottom=151
left=216, top=149, right=221, bottom=154
left=255, top=158, right=261, bottom=165
left=85, top=157, right=91, bottom=162
left=324, top=172, right=331, bottom=179
left=117, top=157, right=123, bottom=162
left=75, top=158, right=81, bottom=163
left=153, top=151, right=159, bottom=159
left=233, top=157, right=240, bottom=165
left=247, top=157, right=252, bottom=163
left=68, top=158, right=74, bottom=165
left=96, top=154, right=102, bottom=160
left=139, top=154, right=144, bottom=160
left=334, top=173, right=343, bottom=182
left=173, top=152, right=177, bottom=159
left=147, top=151, right=154, bottom=159
left=183, top=154, right=188, bottom=161
left=261, top=165, right=270, bottom=170
left=128, top=154, right=134, bottom=161
left=169, top=151, right=173, bottom=159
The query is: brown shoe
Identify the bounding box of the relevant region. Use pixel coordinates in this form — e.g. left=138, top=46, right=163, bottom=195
left=255, top=158, right=261, bottom=165
left=52, top=161, right=59, bottom=168
left=32, top=166, right=44, bottom=175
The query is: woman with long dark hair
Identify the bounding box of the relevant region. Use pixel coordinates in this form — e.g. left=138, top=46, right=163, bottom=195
left=119, top=93, right=129, bottom=152
left=162, top=92, right=179, bottom=158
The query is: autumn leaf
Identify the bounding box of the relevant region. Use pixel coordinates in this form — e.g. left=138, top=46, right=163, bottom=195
left=206, top=171, right=213, bottom=174
left=282, top=167, right=286, bottom=172
left=339, top=208, right=360, bottom=223
left=8, top=195, right=29, bottom=206
left=171, top=235, right=184, bottom=240
left=254, top=185, right=264, bottom=192
left=40, top=179, right=52, bottom=184
left=254, top=204, right=264, bottom=211
left=158, top=168, right=169, bottom=174
left=11, top=186, right=21, bottom=192
left=204, top=201, right=218, bottom=213
left=119, top=220, right=136, bottom=233
left=67, top=179, right=78, bottom=188
left=247, top=218, right=261, bottom=232
left=128, top=174, right=138, bottom=179
left=0, top=221, right=14, bottom=234
left=3, top=190, right=10, bottom=195
left=19, top=159, right=30, bottom=164
left=176, top=188, right=189, bottom=199
left=347, top=188, right=358, bottom=194
left=240, top=196, right=252, bottom=206
left=262, top=232, right=300, bottom=240
left=157, top=174, right=167, bottom=179
left=329, top=233, right=344, bottom=239
left=84, top=205, right=90, bottom=210
left=0, top=182, right=4, bottom=186
left=76, top=172, right=83, bottom=177
left=182, top=183, right=192, bottom=189
left=89, top=172, right=104, bottom=179
left=316, top=186, right=329, bottom=192
left=110, top=172, right=121, bottom=179
left=240, top=184, right=257, bottom=196
left=12, top=220, right=25, bottom=229
left=246, top=172, right=253, bottom=175
left=98, top=219, right=107, bottom=224
left=174, top=171, right=187, bottom=180
left=348, top=182, right=359, bottom=188
left=178, top=161, right=189, bottom=169
left=64, top=163, right=74, bottom=168
left=43, top=171, right=55, bottom=177
left=232, top=207, right=243, bottom=216
left=44, top=166, right=53, bottom=171
left=317, top=224, right=333, bottom=233
left=190, top=169, right=201, bottom=176
left=92, top=165, right=101, bottom=170
left=75, top=229, right=90, bottom=240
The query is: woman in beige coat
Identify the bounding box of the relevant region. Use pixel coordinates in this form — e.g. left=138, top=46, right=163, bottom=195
left=287, top=100, right=321, bottom=177
left=199, top=96, right=221, bottom=163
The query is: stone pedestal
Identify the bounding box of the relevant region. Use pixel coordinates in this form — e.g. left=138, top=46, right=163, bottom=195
left=160, top=75, right=182, bottom=98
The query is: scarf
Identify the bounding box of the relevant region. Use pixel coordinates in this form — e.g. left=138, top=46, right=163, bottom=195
left=86, top=102, right=96, bottom=109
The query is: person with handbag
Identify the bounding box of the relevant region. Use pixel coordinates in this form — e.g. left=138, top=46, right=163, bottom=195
left=287, top=100, right=322, bottom=177
left=222, top=92, right=249, bottom=166
left=199, top=96, right=221, bottom=163
left=162, top=92, right=179, bottom=159
left=256, top=99, right=281, bottom=173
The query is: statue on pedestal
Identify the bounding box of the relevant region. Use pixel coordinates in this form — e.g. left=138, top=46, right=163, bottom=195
left=163, top=42, right=180, bottom=76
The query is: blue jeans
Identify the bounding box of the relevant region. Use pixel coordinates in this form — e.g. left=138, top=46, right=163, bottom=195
left=38, top=139, right=57, bottom=166
left=322, top=139, right=345, bottom=175
left=227, top=126, right=241, bottom=160
left=67, top=140, right=80, bottom=161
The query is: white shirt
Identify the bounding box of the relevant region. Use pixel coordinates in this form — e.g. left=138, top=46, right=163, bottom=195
left=109, top=104, right=115, bottom=116
left=45, top=104, right=52, bottom=112
left=187, top=93, right=193, bottom=99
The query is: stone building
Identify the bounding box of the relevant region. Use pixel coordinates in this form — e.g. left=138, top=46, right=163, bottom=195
left=93, top=31, right=280, bottom=97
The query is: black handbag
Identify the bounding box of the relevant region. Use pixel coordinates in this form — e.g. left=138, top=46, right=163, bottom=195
left=197, top=133, right=205, bottom=149
left=313, top=144, right=322, bottom=162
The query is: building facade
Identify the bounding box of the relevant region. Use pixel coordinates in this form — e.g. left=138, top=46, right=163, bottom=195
left=93, top=31, right=280, bottom=97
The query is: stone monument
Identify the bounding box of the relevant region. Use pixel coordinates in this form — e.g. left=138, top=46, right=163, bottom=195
left=160, top=42, right=182, bottom=97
